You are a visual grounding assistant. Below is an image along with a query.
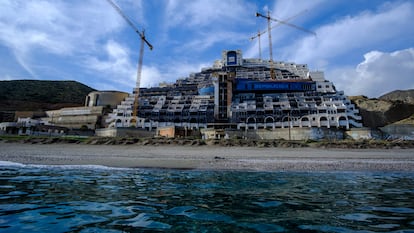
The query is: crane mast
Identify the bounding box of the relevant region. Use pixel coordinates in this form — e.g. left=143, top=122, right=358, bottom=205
left=266, top=11, right=275, bottom=80
left=250, top=10, right=308, bottom=62
left=250, top=29, right=266, bottom=60
left=256, top=10, right=315, bottom=80
left=106, top=0, right=153, bottom=126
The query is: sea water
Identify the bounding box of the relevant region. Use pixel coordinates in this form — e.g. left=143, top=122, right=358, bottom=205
left=0, top=163, right=414, bottom=232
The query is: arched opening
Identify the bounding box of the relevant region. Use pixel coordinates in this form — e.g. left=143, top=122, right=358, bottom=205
left=130, top=118, right=137, bottom=127
left=338, top=116, right=348, bottom=127
left=115, top=119, right=122, bottom=127
left=301, top=116, right=310, bottom=127
left=320, top=116, right=329, bottom=127
left=264, top=116, right=274, bottom=129
left=246, top=117, right=256, bottom=129
left=281, top=116, right=292, bottom=128
left=95, top=94, right=100, bottom=106
left=282, top=116, right=291, bottom=122
left=264, top=116, right=274, bottom=124
left=247, top=117, right=256, bottom=124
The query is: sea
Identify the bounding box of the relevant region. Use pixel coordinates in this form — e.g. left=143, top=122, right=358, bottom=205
left=0, top=162, right=413, bottom=233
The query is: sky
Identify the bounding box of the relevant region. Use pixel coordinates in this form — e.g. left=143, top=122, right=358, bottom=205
left=0, top=0, right=413, bottom=98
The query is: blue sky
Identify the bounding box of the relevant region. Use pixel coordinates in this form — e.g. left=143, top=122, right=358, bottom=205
left=0, top=0, right=413, bottom=97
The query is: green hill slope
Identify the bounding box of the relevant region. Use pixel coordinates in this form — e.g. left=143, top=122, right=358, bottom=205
left=0, top=80, right=96, bottom=111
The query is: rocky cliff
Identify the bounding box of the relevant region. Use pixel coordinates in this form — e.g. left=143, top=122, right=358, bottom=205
left=379, top=89, right=414, bottom=104
left=350, top=89, right=414, bottom=128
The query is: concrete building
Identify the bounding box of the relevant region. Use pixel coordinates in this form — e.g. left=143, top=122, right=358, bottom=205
left=43, top=106, right=104, bottom=130
left=0, top=118, right=67, bottom=136
left=85, top=91, right=129, bottom=108
left=104, top=50, right=363, bottom=139
left=37, top=91, right=129, bottom=131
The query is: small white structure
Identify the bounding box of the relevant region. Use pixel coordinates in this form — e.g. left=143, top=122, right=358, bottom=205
left=85, top=91, right=129, bottom=108
left=43, top=106, right=104, bottom=130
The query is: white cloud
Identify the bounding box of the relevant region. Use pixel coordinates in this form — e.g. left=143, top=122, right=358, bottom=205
left=283, top=1, right=414, bottom=68
left=141, top=66, right=163, bottom=88
left=165, top=0, right=253, bottom=29
left=178, top=30, right=249, bottom=53
left=0, top=0, right=126, bottom=79
left=82, top=40, right=200, bottom=91
left=0, top=0, right=122, bottom=54
left=83, top=40, right=136, bottom=90
left=329, top=48, right=414, bottom=97
left=118, top=0, right=145, bottom=27
left=161, top=0, right=256, bottom=55
left=271, top=0, right=325, bottom=18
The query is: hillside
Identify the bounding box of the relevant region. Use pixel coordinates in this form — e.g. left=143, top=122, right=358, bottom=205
left=350, top=89, right=414, bottom=128
left=0, top=80, right=96, bottom=111
left=379, top=89, right=414, bottom=104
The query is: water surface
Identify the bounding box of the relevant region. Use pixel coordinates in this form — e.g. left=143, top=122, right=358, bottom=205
left=1, top=163, right=413, bottom=232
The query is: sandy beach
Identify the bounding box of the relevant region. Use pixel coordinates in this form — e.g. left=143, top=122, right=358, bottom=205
left=1, top=142, right=414, bottom=171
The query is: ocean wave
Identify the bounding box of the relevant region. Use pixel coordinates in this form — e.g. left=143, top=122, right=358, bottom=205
left=0, top=160, right=25, bottom=167
left=0, top=160, right=132, bottom=171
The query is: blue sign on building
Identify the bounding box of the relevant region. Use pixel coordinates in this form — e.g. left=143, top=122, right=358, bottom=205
left=235, top=79, right=316, bottom=92
left=226, top=51, right=238, bottom=66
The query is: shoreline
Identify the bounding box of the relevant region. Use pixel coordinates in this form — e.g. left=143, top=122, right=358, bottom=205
left=2, top=136, right=414, bottom=149
left=1, top=142, right=414, bottom=172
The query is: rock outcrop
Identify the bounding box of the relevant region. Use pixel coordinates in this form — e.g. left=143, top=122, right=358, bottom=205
left=379, top=89, right=414, bottom=104
left=350, top=89, right=414, bottom=128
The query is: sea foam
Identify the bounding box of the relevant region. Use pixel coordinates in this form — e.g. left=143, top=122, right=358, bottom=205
left=0, top=160, right=131, bottom=171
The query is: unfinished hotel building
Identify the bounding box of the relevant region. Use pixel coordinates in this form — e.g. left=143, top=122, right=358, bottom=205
left=106, top=50, right=362, bottom=130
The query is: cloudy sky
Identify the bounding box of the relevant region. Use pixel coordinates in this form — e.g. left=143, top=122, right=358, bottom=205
left=0, top=0, right=413, bottom=97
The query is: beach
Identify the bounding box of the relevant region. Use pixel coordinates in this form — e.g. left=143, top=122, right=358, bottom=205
left=1, top=142, right=414, bottom=171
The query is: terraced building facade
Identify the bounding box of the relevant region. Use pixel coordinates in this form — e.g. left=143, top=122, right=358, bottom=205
left=106, top=50, right=362, bottom=131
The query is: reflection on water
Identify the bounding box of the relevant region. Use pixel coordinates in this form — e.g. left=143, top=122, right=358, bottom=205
left=0, top=165, right=413, bottom=232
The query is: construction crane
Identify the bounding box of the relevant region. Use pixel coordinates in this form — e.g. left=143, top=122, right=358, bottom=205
left=106, top=0, right=153, bottom=126
left=250, top=10, right=309, bottom=61
left=250, top=29, right=266, bottom=60
left=256, top=10, right=315, bottom=80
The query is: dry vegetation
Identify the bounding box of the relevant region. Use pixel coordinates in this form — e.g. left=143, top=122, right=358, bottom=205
left=2, top=136, right=414, bottom=149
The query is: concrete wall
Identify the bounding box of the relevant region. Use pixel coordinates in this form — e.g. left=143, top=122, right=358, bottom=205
left=226, top=128, right=344, bottom=140
left=45, top=115, right=99, bottom=130
left=95, top=128, right=154, bottom=137
left=380, top=124, right=414, bottom=140
left=201, top=129, right=225, bottom=139
left=345, top=128, right=383, bottom=140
